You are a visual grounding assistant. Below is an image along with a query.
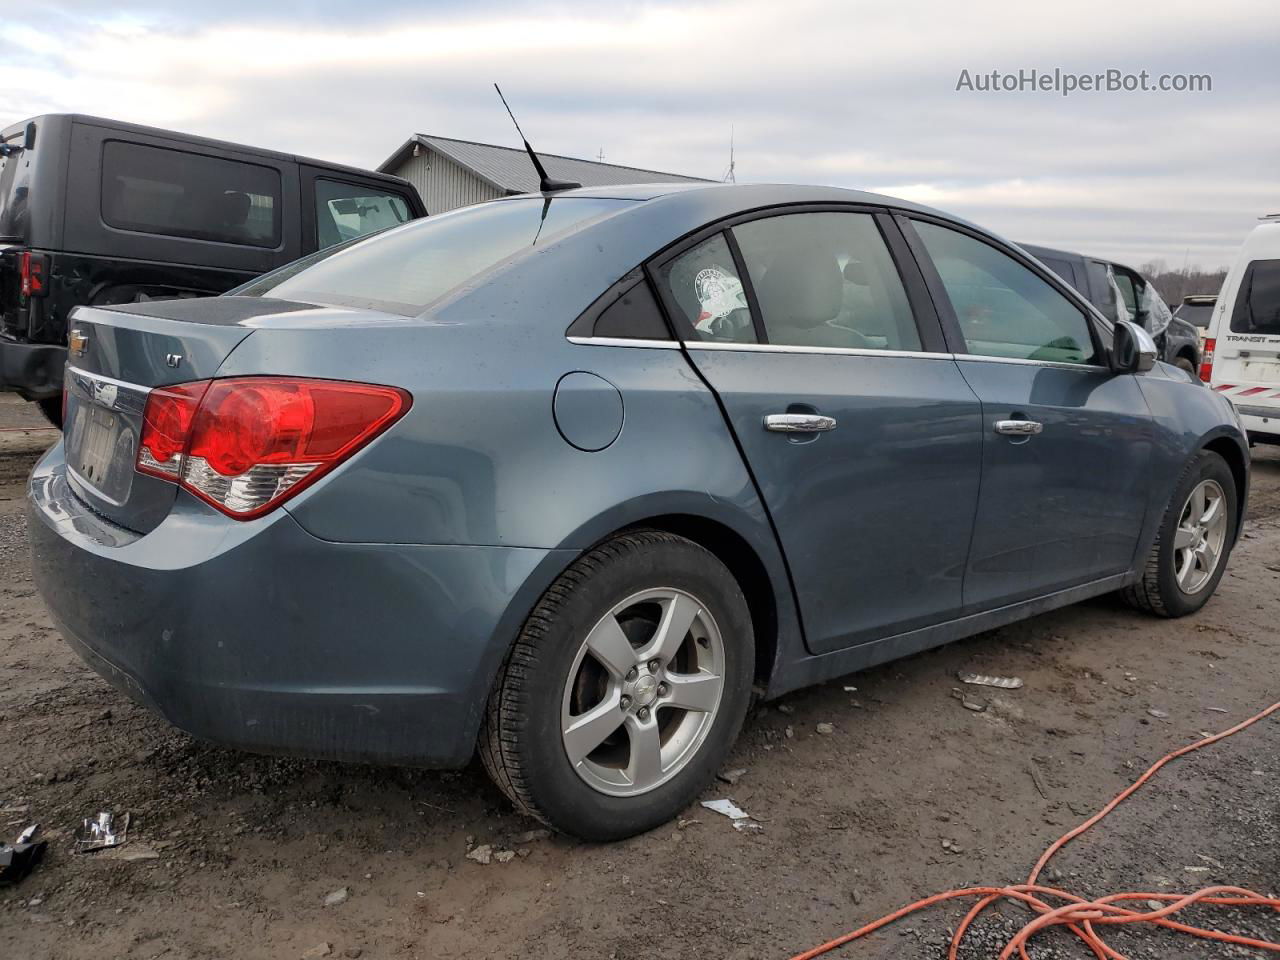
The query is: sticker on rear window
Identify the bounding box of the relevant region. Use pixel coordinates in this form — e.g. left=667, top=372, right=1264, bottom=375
left=693, top=266, right=748, bottom=333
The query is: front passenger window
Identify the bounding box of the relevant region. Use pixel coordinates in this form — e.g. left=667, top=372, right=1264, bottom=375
left=914, top=221, right=1098, bottom=365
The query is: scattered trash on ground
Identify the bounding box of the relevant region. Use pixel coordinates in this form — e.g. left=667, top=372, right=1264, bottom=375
left=1028, top=763, right=1051, bottom=800
left=74, top=811, right=129, bottom=852
left=958, top=672, right=1024, bottom=689
left=843, top=685, right=858, bottom=692
left=465, top=844, right=493, bottom=865
left=0, top=824, right=47, bottom=886
left=776, top=703, right=795, bottom=715
left=701, top=798, right=763, bottom=832
left=493, top=850, right=515, bottom=863
left=323, top=887, right=349, bottom=907
left=1207, top=707, right=1229, bottom=713
left=676, top=818, right=700, bottom=830
left=950, top=688, right=987, bottom=712
left=717, top=767, right=747, bottom=785
left=1147, top=708, right=1170, bottom=719
left=301, top=942, right=332, bottom=959
left=815, top=723, right=834, bottom=735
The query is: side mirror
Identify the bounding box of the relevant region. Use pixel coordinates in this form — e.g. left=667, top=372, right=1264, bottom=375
left=1112, top=319, right=1158, bottom=373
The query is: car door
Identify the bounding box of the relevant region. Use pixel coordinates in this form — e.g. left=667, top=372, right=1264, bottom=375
left=903, top=217, right=1152, bottom=609
left=652, top=208, right=984, bottom=655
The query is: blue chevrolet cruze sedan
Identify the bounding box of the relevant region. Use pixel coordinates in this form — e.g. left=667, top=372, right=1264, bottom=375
left=29, top=183, right=1248, bottom=840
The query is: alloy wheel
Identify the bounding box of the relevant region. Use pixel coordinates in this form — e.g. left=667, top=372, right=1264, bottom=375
left=560, top=588, right=725, bottom=797
left=1173, top=478, right=1228, bottom=595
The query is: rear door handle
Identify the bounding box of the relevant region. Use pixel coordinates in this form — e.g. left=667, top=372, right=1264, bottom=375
left=994, top=419, right=1043, bottom=436
left=764, top=413, right=838, bottom=433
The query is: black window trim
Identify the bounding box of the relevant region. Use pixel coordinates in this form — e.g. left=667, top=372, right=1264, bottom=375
left=895, top=213, right=1113, bottom=369
left=640, top=201, right=951, bottom=356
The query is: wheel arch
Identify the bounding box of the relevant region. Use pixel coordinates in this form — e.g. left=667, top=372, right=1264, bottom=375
left=1202, top=433, right=1249, bottom=540
left=614, top=513, right=781, bottom=689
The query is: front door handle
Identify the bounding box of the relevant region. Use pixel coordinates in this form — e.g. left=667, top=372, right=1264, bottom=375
left=994, top=419, right=1043, bottom=436
left=764, top=413, right=838, bottom=433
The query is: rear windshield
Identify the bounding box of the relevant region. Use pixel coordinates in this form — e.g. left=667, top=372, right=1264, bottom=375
left=238, top=197, right=633, bottom=315
left=1230, top=259, right=1280, bottom=336
left=1175, top=301, right=1214, bottom=329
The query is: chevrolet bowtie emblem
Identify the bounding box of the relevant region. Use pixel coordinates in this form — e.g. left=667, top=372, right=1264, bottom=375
left=68, top=329, right=89, bottom=356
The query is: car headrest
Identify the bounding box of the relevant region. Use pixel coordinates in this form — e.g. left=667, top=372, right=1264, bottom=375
left=843, top=260, right=871, bottom=285
left=759, top=247, right=843, bottom=328
left=217, top=191, right=252, bottom=227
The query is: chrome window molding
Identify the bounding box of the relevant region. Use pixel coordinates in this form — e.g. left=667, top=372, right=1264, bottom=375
left=952, top=354, right=1112, bottom=373
left=683, top=341, right=955, bottom=361
left=566, top=336, right=680, bottom=350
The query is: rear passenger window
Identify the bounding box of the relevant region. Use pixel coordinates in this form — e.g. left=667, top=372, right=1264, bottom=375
left=1231, top=259, right=1280, bottom=336
left=315, top=179, right=412, bottom=250
left=656, top=233, right=756, bottom=343
left=732, top=212, right=921, bottom=351
left=101, top=140, right=281, bottom=247
left=914, top=221, right=1098, bottom=365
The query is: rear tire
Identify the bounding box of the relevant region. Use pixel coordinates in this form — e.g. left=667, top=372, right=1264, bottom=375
left=479, top=531, right=754, bottom=841
left=1123, top=450, right=1237, bottom=617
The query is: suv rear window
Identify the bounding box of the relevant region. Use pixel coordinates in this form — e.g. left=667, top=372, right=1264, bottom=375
left=101, top=140, right=281, bottom=248
left=1231, top=259, right=1280, bottom=336
left=239, top=197, right=632, bottom=315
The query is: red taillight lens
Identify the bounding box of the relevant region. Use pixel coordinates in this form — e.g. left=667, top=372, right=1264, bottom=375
left=138, top=382, right=209, bottom=478
left=18, top=251, right=46, bottom=297
left=1200, top=338, right=1216, bottom=383
left=136, top=377, right=410, bottom=518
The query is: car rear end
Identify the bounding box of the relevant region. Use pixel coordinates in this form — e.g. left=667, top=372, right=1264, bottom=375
left=1205, top=218, right=1280, bottom=442
left=27, top=294, right=542, bottom=766
left=28, top=197, right=641, bottom=766
left=1, top=116, right=67, bottom=406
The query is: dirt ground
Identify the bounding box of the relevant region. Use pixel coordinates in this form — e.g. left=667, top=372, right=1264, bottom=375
left=1, top=389, right=1277, bottom=960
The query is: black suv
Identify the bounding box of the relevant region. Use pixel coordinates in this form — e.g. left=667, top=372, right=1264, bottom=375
left=1019, top=243, right=1202, bottom=375
left=0, top=114, right=427, bottom=423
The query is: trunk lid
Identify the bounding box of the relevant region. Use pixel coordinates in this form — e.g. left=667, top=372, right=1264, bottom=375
left=61, top=296, right=405, bottom=534
left=62, top=305, right=254, bottom=533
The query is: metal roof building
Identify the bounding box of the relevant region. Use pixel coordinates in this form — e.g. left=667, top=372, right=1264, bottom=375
left=378, top=134, right=710, bottom=214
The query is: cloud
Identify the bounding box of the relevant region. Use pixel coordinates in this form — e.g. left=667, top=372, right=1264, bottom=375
left=3, top=0, right=1277, bottom=267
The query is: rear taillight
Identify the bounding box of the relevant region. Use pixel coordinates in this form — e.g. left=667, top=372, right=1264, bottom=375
left=137, top=377, right=410, bottom=519
left=1200, top=338, right=1216, bottom=383
left=18, top=251, right=47, bottom=297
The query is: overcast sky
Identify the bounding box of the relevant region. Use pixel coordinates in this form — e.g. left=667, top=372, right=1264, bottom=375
left=3, top=0, right=1276, bottom=270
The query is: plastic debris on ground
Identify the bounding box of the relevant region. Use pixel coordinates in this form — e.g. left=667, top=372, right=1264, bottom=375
left=700, top=798, right=763, bottom=832
left=0, top=824, right=47, bottom=886
left=958, top=672, right=1024, bottom=689
left=74, top=811, right=130, bottom=852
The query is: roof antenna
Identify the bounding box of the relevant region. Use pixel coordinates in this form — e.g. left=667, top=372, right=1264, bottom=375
left=722, top=125, right=736, bottom=183
left=493, top=84, right=581, bottom=193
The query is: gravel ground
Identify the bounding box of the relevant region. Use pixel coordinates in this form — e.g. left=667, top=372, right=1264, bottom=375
left=0, top=438, right=1277, bottom=960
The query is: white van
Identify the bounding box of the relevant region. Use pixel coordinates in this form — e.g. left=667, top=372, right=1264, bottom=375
left=1204, top=214, right=1280, bottom=442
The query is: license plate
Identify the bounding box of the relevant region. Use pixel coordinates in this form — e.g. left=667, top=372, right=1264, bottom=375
left=75, top=405, right=120, bottom=486
left=1240, top=358, right=1280, bottom=384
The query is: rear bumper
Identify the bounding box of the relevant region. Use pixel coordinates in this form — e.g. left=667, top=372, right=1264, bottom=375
left=0, top=338, right=65, bottom=400
left=28, top=443, right=569, bottom=767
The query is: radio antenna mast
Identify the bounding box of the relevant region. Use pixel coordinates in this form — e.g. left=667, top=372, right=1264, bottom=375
left=722, top=126, right=736, bottom=183
left=493, top=84, right=581, bottom=193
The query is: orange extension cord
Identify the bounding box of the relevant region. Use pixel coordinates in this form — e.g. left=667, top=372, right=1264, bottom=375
left=789, top=699, right=1280, bottom=960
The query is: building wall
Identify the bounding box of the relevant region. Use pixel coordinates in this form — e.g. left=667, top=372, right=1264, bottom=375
left=392, top=148, right=504, bottom=214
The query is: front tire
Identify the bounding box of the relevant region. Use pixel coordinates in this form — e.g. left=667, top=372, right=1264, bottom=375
left=479, top=531, right=754, bottom=841
left=1124, top=450, right=1237, bottom=617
